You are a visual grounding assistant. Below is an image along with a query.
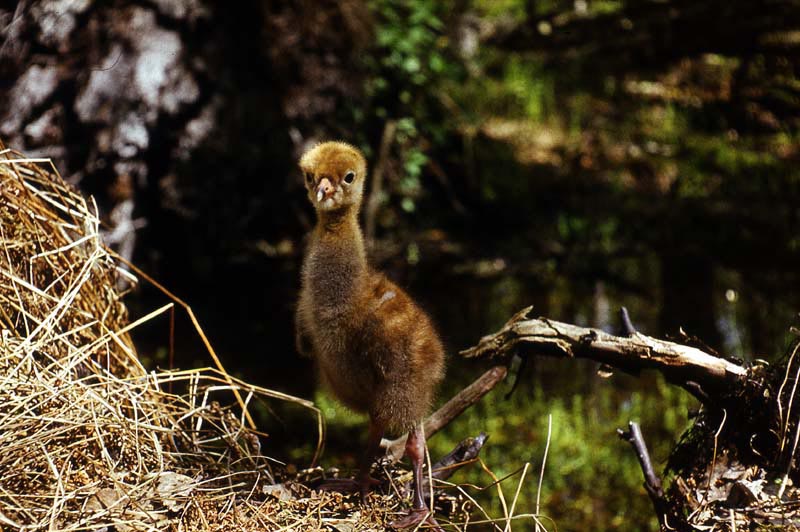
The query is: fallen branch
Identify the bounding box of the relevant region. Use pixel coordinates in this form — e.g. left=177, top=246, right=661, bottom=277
left=460, top=306, right=747, bottom=398
left=382, top=366, right=508, bottom=462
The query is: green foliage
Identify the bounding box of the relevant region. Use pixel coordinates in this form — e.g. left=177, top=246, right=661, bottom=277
left=364, top=0, right=457, bottom=120
left=472, top=0, right=527, bottom=19
left=428, top=371, right=696, bottom=531
left=316, top=367, right=695, bottom=532
left=357, top=0, right=464, bottom=227
left=504, top=58, right=555, bottom=123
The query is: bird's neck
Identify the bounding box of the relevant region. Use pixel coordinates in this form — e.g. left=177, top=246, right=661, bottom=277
left=316, top=206, right=360, bottom=235
left=306, top=207, right=368, bottom=309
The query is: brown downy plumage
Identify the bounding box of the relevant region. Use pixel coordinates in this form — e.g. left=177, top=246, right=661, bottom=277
left=296, top=141, right=445, bottom=530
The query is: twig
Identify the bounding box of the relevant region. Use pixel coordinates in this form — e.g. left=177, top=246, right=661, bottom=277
left=617, top=421, right=670, bottom=527
left=778, top=340, right=800, bottom=453
left=682, top=381, right=710, bottom=403
left=480, top=458, right=509, bottom=527
left=405, top=432, right=489, bottom=507
left=619, top=306, right=637, bottom=336
left=535, top=414, right=552, bottom=526
left=112, top=252, right=258, bottom=432
left=505, top=462, right=530, bottom=532
left=706, top=409, right=727, bottom=499
left=365, top=120, right=397, bottom=243
left=504, top=353, right=528, bottom=400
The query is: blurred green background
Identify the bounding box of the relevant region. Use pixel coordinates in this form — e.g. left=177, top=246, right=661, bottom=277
left=3, top=0, right=799, bottom=529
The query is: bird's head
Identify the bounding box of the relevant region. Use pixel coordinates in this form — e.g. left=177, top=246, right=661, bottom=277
left=299, top=141, right=367, bottom=213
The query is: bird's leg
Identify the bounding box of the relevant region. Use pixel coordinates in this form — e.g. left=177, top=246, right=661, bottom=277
left=389, top=423, right=443, bottom=531
left=317, top=418, right=384, bottom=501
left=356, top=418, right=385, bottom=501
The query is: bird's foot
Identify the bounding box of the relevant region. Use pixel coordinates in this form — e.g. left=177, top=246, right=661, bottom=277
left=389, top=507, right=444, bottom=531
left=316, top=474, right=381, bottom=502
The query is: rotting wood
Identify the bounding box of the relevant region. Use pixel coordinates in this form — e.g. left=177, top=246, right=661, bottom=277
left=460, top=306, right=748, bottom=398
left=382, top=365, right=508, bottom=462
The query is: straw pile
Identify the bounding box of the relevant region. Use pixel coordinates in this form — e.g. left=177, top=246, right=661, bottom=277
left=0, top=144, right=264, bottom=529
left=0, top=144, right=513, bottom=531
left=0, top=145, right=328, bottom=531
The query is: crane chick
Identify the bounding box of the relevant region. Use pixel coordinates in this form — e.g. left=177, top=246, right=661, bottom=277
left=296, top=141, right=445, bottom=529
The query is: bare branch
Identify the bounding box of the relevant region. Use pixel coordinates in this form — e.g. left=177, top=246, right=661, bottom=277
left=461, top=307, right=747, bottom=397
left=617, top=422, right=676, bottom=529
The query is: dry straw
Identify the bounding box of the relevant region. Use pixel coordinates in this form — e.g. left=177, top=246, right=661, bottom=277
left=0, top=144, right=328, bottom=531
left=0, top=143, right=539, bottom=531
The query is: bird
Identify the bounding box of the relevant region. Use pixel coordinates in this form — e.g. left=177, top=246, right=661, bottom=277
left=296, top=141, right=446, bottom=530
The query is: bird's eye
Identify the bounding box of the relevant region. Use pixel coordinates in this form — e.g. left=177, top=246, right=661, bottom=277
left=305, top=172, right=313, bottom=184
left=343, top=171, right=355, bottom=184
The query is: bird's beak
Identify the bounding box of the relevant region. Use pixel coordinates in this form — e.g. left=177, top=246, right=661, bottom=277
left=316, top=178, right=334, bottom=202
